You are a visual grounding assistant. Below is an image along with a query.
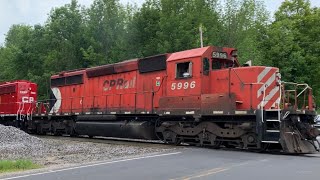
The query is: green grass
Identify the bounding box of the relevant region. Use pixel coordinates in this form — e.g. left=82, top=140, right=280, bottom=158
left=0, top=160, right=41, bottom=173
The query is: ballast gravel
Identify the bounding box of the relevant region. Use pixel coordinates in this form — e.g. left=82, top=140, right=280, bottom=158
left=0, top=125, right=173, bottom=167
left=0, top=124, right=45, bottom=159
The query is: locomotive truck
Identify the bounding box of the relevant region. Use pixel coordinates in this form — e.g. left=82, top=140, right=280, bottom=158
left=0, top=46, right=319, bottom=153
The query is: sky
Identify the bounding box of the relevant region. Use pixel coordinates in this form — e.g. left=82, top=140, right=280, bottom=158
left=0, top=0, right=320, bottom=45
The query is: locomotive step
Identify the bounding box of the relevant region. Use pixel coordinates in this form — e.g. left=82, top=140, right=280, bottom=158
left=263, top=130, right=280, bottom=142
left=266, top=119, right=280, bottom=122
left=266, top=130, right=280, bottom=132
left=261, top=141, right=279, bottom=143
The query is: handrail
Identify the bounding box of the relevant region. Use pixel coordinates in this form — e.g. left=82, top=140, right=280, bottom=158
left=296, top=84, right=311, bottom=97
left=281, top=81, right=313, bottom=110
left=19, top=102, right=25, bottom=121
left=0, top=102, right=35, bottom=116
left=26, top=102, right=32, bottom=120
left=261, top=84, right=266, bottom=122
left=278, top=80, right=282, bottom=121
left=16, top=102, right=21, bottom=120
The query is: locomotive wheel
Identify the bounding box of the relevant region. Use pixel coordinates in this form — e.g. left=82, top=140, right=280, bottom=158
left=52, top=126, right=62, bottom=136
left=173, top=138, right=182, bottom=146
left=211, top=140, right=222, bottom=149
left=69, top=128, right=78, bottom=137
left=250, top=143, right=269, bottom=153
left=162, top=130, right=180, bottom=145
left=223, top=142, right=236, bottom=148
left=36, top=125, right=46, bottom=135
left=258, top=143, right=269, bottom=152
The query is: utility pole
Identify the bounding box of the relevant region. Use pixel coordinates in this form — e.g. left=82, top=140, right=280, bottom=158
left=199, top=25, right=203, bottom=48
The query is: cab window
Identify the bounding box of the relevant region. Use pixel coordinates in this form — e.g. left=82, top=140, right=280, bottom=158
left=212, top=60, right=221, bottom=70
left=203, top=58, right=209, bottom=75
left=225, top=62, right=233, bottom=68
left=176, top=62, right=192, bottom=78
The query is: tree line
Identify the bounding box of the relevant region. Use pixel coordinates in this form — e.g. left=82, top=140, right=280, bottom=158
left=0, top=0, right=319, bottom=106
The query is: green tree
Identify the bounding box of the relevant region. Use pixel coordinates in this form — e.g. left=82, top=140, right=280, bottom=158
left=220, top=0, right=269, bottom=64
left=261, top=0, right=320, bottom=106
left=157, top=0, right=222, bottom=53
left=84, top=0, right=128, bottom=65
left=125, top=0, right=162, bottom=57
left=0, top=24, right=41, bottom=81
left=0, top=24, right=50, bottom=98
left=44, top=0, right=87, bottom=71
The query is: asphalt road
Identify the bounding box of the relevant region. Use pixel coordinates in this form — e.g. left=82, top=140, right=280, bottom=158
left=2, top=147, right=320, bottom=180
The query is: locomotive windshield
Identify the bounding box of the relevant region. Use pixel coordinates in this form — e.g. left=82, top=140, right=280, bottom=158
left=211, top=51, right=236, bottom=70
left=212, top=60, right=222, bottom=70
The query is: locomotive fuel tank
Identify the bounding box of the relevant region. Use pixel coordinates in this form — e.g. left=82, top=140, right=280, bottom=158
left=75, top=115, right=157, bottom=140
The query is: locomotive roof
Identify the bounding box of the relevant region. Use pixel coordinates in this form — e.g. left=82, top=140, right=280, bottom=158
left=0, top=80, right=34, bottom=86
left=51, top=46, right=240, bottom=79
left=85, top=58, right=139, bottom=78
left=167, top=46, right=210, bottom=62
left=52, top=69, right=85, bottom=79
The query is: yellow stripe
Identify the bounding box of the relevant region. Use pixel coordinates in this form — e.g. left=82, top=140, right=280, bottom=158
left=170, top=168, right=229, bottom=180
left=185, top=168, right=229, bottom=179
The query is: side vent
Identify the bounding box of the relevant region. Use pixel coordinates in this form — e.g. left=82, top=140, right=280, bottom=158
left=0, top=84, right=16, bottom=95
left=138, top=54, right=167, bottom=73
left=86, top=64, right=115, bottom=78
left=66, top=74, right=83, bottom=85
left=51, top=77, right=66, bottom=87
left=51, top=74, right=83, bottom=87
left=114, top=59, right=138, bottom=73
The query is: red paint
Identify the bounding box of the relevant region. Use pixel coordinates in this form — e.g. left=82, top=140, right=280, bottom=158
left=48, top=46, right=313, bottom=115
left=0, top=80, right=37, bottom=115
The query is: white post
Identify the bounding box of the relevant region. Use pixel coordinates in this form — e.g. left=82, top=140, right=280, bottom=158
left=199, top=25, right=203, bottom=48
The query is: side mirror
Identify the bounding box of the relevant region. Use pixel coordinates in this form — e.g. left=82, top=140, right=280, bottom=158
left=243, top=60, right=252, bottom=67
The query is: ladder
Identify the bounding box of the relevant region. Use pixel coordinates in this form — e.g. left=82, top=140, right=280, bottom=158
left=260, top=80, right=282, bottom=143
left=262, top=109, right=281, bottom=143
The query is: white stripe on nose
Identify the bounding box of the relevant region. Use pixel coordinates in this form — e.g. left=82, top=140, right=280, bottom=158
left=257, top=67, right=272, bottom=83
left=257, top=73, right=276, bottom=98
left=257, top=86, right=280, bottom=109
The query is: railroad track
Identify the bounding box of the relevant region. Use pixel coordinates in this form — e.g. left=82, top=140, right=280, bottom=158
left=33, top=135, right=177, bottom=148
left=33, top=134, right=320, bottom=155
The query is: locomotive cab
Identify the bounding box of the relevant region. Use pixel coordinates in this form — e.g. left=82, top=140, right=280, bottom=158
left=159, top=46, right=243, bottom=115
left=158, top=46, right=319, bottom=153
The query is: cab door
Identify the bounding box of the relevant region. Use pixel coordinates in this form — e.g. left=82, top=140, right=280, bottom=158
left=201, top=57, right=210, bottom=94
left=159, top=57, right=202, bottom=115
left=166, top=58, right=201, bottom=97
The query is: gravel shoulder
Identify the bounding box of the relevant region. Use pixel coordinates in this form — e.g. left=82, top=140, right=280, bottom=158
left=0, top=125, right=177, bottom=177
left=32, top=138, right=174, bottom=166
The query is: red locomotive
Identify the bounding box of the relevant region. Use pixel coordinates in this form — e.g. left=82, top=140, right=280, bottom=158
left=0, top=80, right=37, bottom=126
left=1, top=46, right=319, bottom=153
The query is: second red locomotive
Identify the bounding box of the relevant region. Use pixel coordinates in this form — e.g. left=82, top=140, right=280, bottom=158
left=0, top=80, right=37, bottom=127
